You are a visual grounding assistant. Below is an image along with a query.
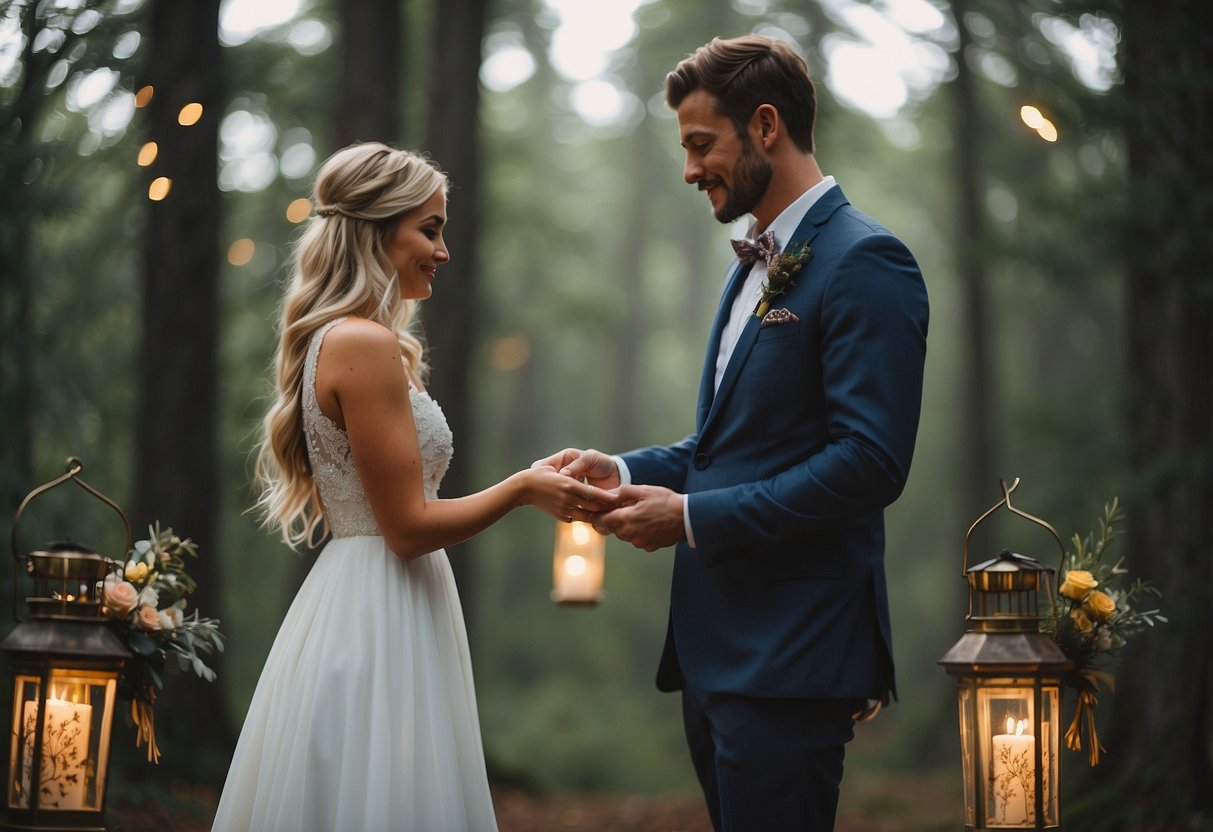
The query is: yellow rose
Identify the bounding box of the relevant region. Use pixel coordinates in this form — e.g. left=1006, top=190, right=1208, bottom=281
left=1069, top=608, right=1094, bottom=634
left=124, top=561, right=149, bottom=582
left=1083, top=590, right=1116, bottom=622
left=1059, top=569, right=1098, bottom=601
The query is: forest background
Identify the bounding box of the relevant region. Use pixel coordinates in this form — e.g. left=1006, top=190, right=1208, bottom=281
left=1, top=0, right=1209, bottom=829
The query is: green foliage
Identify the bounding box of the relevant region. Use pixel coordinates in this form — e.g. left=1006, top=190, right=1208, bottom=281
left=1043, top=499, right=1165, bottom=670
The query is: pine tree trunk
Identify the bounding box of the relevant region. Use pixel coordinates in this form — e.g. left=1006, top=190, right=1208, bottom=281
left=335, top=0, right=401, bottom=146
left=1101, top=1, right=1213, bottom=827
left=423, top=0, right=488, bottom=625
left=134, top=0, right=232, bottom=765
left=949, top=0, right=998, bottom=521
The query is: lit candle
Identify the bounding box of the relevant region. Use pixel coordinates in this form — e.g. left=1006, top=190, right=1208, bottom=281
left=558, top=554, right=595, bottom=599
left=21, top=688, right=93, bottom=810
left=991, top=717, right=1035, bottom=825
left=552, top=521, right=604, bottom=604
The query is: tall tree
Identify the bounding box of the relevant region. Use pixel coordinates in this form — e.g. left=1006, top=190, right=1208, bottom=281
left=422, top=0, right=488, bottom=618
left=1100, top=1, right=1213, bottom=827
left=335, top=0, right=401, bottom=145
left=0, top=0, right=139, bottom=530
left=948, top=0, right=997, bottom=522
left=0, top=1, right=44, bottom=520
left=134, top=0, right=231, bottom=767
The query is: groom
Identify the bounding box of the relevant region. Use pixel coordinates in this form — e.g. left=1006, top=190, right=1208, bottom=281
left=539, top=35, right=928, bottom=831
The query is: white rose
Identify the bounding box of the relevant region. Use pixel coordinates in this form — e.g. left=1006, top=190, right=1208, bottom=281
left=158, top=607, right=184, bottom=630
left=138, top=586, right=159, bottom=609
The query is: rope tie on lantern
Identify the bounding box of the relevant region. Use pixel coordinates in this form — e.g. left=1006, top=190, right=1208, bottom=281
left=1064, top=667, right=1113, bottom=766
left=132, top=692, right=161, bottom=764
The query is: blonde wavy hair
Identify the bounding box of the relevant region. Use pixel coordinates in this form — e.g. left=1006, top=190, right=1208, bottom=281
left=255, top=142, right=449, bottom=547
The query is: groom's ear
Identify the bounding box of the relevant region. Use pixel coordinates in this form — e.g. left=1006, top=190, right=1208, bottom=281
left=751, top=104, right=779, bottom=149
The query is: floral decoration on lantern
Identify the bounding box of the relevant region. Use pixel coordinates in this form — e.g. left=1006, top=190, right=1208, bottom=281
left=1042, top=499, right=1166, bottom=765
left=101, top=523, right=224, bottom=763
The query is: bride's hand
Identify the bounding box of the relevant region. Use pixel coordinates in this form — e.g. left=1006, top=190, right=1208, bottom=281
left=531, top=448, right=621, bottom=491
left=519, top=466, right=620, bottom=522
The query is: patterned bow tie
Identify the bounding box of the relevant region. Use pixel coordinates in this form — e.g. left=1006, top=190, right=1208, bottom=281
left=731, top=229, right=777, bottom=266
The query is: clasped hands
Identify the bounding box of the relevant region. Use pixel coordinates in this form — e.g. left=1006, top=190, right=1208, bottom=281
left=531, top=448, right=685, bottom=552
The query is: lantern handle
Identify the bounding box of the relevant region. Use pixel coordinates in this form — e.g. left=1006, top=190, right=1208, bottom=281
left=10, top=457, right=133, bottom=622
left=962, top=477, right=1066, bottom=577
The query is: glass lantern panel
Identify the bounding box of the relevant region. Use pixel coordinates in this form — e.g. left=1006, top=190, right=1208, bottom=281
left=11, top=668, right=118, bottom=812
left=957, top=683, right=976, bottom=829
left=1040, top=685, right=1060, bottom=828
left=8, top=674, right=41, bottom=810
left=977, top=683, right=1045, bottom=829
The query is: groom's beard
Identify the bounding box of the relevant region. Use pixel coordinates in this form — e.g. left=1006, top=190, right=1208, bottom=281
left=714, top=136, right=773, bottom=224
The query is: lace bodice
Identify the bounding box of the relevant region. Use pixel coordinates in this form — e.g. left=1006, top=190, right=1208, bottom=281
left=302, top=318, right=454, bottom=538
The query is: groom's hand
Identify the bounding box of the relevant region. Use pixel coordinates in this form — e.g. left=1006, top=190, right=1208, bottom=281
left=591, top=484, right=685, bottom=552
left=532, top=448, right=621, bottom=490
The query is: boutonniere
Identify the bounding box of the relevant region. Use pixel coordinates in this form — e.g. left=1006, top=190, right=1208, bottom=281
left=754, top=242, right=811, bottom=318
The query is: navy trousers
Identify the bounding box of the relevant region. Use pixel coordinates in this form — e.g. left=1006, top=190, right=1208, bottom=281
left=681, top=684, right=863, bottom=832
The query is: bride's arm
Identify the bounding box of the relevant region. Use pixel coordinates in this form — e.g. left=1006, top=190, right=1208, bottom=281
left=320, top=320, right=611, bottom=561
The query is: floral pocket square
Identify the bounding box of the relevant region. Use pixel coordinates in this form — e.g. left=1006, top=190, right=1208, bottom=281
left=760, top=307, right=800, bottom=328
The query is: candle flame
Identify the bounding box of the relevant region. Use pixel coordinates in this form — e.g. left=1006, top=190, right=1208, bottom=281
left=1016, top=719, right=1028, bottom=736
left=1006, top=716, right=1015, bottom=735
left=564, top=554, right=587, bottom=577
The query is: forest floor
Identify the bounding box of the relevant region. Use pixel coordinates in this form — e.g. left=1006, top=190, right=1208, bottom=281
left=108, top=769, right=960, bottom=831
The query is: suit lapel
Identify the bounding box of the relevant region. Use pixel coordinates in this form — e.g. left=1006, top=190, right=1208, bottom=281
left=699, top=187, right=846, bottom=437
left=696, top=259, right=753, bottom=430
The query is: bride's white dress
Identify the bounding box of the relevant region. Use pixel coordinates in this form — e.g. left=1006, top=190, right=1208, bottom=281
left=212, top=319, right=498, bottom=831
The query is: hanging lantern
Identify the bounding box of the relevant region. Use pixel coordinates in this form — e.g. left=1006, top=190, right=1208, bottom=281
left=3, top=458, right=132, bottom=831
left=551, top=520, right=605, bottom=605
left=939, top=478, right=1071, bottom=830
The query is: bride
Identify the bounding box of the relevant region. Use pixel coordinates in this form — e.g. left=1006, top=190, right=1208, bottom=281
left=211, top=142, right=615, bottom=831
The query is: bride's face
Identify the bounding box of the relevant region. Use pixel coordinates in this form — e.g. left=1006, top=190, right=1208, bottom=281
left=385, top=187, right=449, bottom=300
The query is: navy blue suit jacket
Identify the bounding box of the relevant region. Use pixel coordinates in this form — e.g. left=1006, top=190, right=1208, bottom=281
left=621, top=185, right=929, bottom=701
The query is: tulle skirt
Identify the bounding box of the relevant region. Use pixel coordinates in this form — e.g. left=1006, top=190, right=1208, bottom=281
left=212, top=536, right=498, bottom=831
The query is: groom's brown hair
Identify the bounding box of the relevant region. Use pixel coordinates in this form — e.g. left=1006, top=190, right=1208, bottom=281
left=664, top=35, right=817, bottom=154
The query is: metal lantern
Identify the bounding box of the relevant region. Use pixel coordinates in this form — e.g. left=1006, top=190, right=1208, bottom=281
left=551, top=520, right=605, bottom=605
left=2, top=458, right=132, bottom=831
left=939, top=478, right=1072, bottom=830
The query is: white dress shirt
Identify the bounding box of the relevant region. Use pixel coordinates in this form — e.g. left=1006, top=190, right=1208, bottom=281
left=618, top=176, right=838, bottom=548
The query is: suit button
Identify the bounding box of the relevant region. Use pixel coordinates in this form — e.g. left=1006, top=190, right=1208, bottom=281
left=694, top=452, right=711, bottom=470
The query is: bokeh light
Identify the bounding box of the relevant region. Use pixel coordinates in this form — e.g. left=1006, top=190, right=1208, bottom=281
left=1020, top=105, right=1058, bottom=142
left=491, top=334, right=531, bottom=371
left=228, top=238, right=256, bottom=266
left=178, top=102, right=203, bottom=126
left=148, top=177, right=172, bottom=201
left=285, top=198, right=312, bottom=223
